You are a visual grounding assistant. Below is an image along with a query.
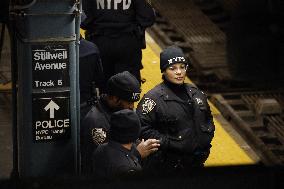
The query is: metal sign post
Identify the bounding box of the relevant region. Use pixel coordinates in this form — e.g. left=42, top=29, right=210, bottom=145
left=10, top=0, right=81, bottom=178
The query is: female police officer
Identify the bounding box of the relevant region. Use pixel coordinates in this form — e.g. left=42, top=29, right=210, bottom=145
left=136, top=46, right=215, bottom=173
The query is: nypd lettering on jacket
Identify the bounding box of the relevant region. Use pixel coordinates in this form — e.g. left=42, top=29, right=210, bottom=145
left=96, top=0, right=131, bottom=10
left=168, top=56, right=186, bottom=64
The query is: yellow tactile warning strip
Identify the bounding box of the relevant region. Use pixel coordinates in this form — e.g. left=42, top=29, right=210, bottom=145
left=80, top=29, right=85, bottom=39
left=140, top=32, right=257, bottom=166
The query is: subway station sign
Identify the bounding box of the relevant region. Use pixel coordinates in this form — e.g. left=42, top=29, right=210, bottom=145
left=32, top=92, right=71, bottom=142
left=32, top=44, right=69, bottom=88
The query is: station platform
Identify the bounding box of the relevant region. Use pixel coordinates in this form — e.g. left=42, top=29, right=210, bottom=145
left=140, top=33, right=260, bottom=166
left=0, top=30, right=260, bottom=179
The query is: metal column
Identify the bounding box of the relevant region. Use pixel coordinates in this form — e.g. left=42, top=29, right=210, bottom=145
left=10, top=0, right=81, bottom=178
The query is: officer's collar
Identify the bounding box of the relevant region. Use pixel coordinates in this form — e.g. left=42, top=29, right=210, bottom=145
left=160, top=82, right=197, bottom=102
left=160, top=82, right=185, bottom=102
left=108, top=140, right=135, bottom=155
left=95, top=98, right=113, bottom=123
left=163, top=79, right=185, bottom=91
left=100, top=96, right=117, bottom=113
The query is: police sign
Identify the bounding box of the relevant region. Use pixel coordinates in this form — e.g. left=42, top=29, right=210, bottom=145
left=32, top=91, right=71, bottom=142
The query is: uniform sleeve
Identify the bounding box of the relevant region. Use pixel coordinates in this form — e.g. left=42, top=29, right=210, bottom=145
left=80, top=110, right=108, bottom=174
left=206, top=98, right=215, bottom=139
left=135, top=0, right=156, bottom=28
left=81, top=113, right=97, bottom=149
left=92, top=146, right=109, bottom=178
left=136, top=95, right=169, bottom=149
left=80, top=112, right=98, bottom=174
left=132, top=143, right=142, bottom=162
left=201, top=91, right=215, bottom=134
left=195, top=90, right=215, bottom=151
left=92, top=53, right=106, bottom=93
left=81, top=111, right=108, bottom=147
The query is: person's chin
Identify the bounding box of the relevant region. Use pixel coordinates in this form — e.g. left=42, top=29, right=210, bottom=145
left=174, top=78, right=184, bottom=84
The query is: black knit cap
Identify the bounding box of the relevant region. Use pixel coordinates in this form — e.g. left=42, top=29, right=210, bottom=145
left=160, top=46, right=188, bottom=72
left=106, top=71, right=141, bottom=102
left=109, top=109, right=141, bottom=144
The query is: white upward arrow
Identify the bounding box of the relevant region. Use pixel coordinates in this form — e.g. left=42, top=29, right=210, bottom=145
left=44, top=100, right=60, bottom=119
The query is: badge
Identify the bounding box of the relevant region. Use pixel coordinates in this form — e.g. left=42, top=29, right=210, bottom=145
left=141, top=98, right=156, bottom=114
left=91, top=128, right=106, bottom=145
left=195, top=98, right=203, bottom=105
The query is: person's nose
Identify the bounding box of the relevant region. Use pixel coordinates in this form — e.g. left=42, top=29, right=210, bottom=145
left=175, top=68, right=182, bottom=74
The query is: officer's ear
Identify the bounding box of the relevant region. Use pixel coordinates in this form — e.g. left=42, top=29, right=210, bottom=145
left=110, top=95, right=121, bottom=105
left=107, top=95, right=116, bottom=102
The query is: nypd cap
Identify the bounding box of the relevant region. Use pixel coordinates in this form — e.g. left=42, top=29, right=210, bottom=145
left=110, top=109, right=141, bottom=144
left=106, top=71, right=141, bottom=102
left=160, top=46, right=188, bottom=72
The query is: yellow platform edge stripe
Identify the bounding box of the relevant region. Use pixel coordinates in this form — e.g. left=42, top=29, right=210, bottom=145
left=142, top=32, right=257, bottom=166
left=0, top=82, right=12, bottom=91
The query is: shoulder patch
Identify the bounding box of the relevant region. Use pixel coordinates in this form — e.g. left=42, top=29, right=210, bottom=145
left=141, top=98, right=156, bottom=115
left=91, top=128, right=107, bottom=145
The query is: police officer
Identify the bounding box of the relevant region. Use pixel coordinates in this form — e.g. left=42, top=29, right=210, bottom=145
left=136, top=46, right=215, bottom=173
left=80, top=71, right=160, bottom=175
left=93, top=109, right=142, bottom=179
left=79, top=38, right=105, bottom=120
left=79, top=12, right=105, bottom=119
left=81, top=0, right=155, bottom=82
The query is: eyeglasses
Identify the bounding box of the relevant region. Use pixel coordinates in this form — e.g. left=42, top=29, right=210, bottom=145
left=167, top=64, right=188, bottom=73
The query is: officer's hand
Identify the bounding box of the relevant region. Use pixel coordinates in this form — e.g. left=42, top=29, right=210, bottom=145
left=136, top=139, right=160, bottom=159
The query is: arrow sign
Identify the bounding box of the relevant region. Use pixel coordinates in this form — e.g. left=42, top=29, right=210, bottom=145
left=44, top=100, right=60, bottom=118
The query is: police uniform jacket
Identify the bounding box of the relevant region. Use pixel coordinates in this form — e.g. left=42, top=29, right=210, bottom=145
left=93, top=140, right=142, bottom=179
left=80, top=97, right=112, bottom=174
left=136, top=82, right=215, bottom=169
left=82, top=0, right=155, bottom=34
left=80, top=97, right=141, bottom=174
left=79, top=38, right=105, bottom=103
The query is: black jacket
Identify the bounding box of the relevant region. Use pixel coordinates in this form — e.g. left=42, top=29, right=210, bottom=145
left=80, top=98, right=112, bottom=175
left=82, top=0, right=155, bottom=33
left=80, top=97, right=141, bottom=175
left=93, top=140, right=142, bottom=179
left=136, top=82, right=215, bottom=170
left=79, top=39, right=105, bottom=104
